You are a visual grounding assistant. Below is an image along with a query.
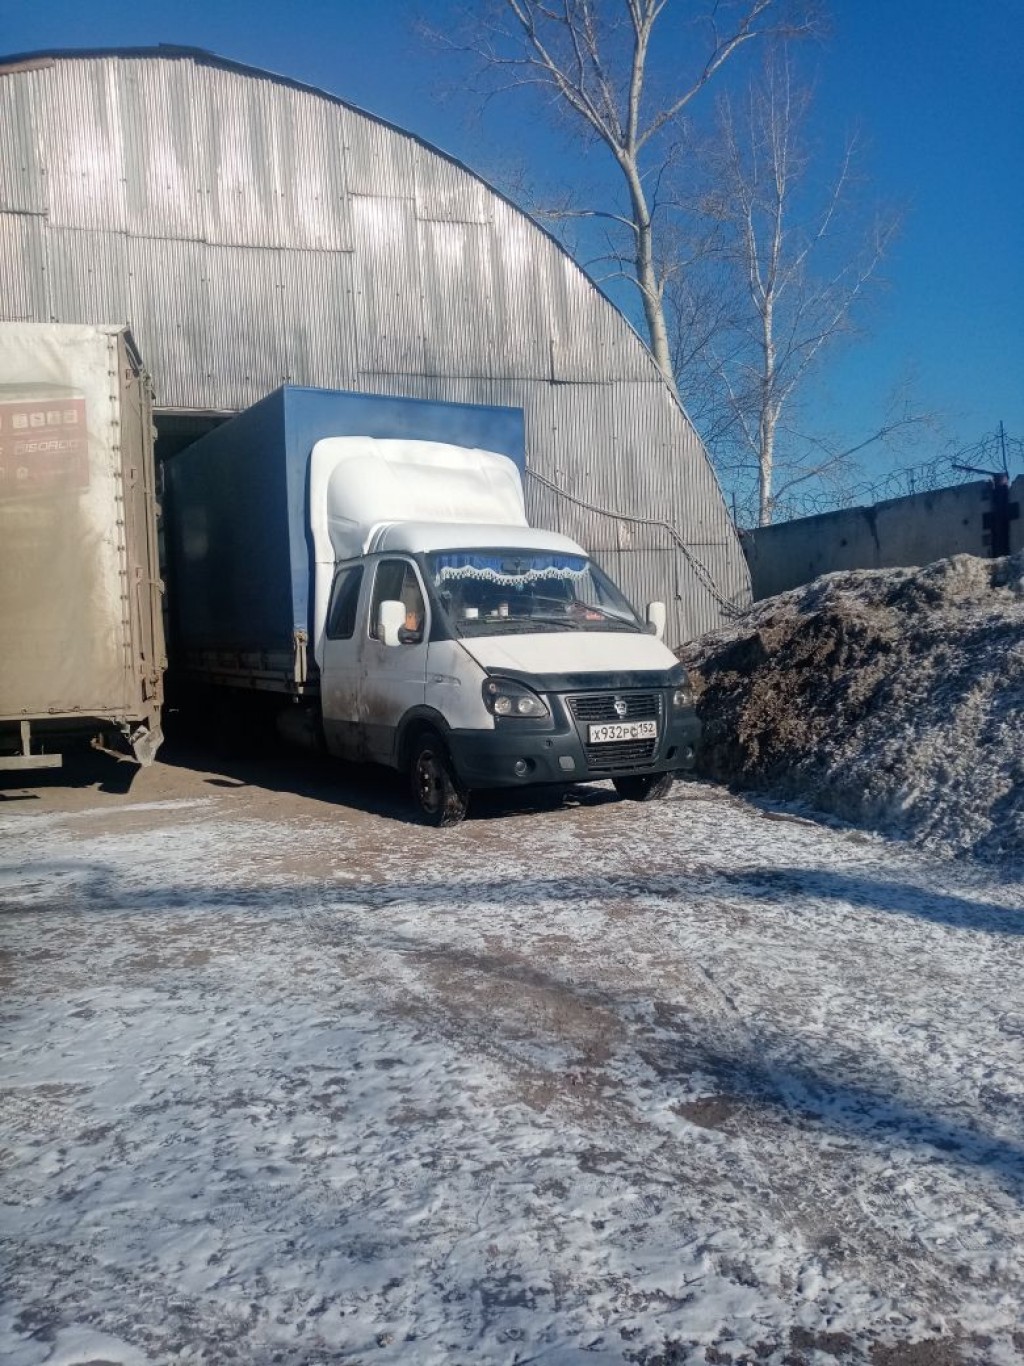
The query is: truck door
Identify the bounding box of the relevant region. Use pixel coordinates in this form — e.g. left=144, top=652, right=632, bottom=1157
left=359, top=558, right=430, bottom=765
left=320, top=563, right=366, bottom=760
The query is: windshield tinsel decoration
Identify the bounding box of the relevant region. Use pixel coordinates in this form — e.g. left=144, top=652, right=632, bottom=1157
left=434, top=553, right=589, bottom=588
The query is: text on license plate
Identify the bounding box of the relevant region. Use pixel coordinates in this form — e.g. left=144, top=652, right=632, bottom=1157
left=588, top=720, right=658, bottom=744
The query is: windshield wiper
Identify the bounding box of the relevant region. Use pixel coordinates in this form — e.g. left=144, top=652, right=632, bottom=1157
left=456, top=619, right=539, bottom=636
left=528, top=611, right=640, bottom=632
left=517, top=616, right=582, bottom=631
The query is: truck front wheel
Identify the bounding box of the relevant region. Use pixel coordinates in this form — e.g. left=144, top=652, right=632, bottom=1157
left=613, top=771, right=675, bottom=803
left=410, top=733, right=469, bottom=827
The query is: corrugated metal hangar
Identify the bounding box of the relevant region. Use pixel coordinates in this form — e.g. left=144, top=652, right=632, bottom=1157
left=0, top=46, right=750, bottom=643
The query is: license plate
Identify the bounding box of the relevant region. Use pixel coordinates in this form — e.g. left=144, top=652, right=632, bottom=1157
left=588, top=720, right=658, bottom=744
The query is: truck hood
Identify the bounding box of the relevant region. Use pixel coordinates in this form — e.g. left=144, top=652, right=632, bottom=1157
left=459, top=630, right=678, bottom=678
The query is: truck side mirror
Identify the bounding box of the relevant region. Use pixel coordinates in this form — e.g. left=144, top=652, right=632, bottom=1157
left=645, top=601, right=667, bottom=641
left=377, top=599, right=406, bottom=647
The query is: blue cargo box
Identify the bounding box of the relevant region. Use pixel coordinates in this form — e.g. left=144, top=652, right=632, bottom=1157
left=163, top=386, right=526, bottom=675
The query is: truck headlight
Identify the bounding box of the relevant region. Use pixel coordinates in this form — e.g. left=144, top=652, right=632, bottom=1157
left=671, top=680, right=694, bottom=708
left=482, top=677, right=550, bottom=718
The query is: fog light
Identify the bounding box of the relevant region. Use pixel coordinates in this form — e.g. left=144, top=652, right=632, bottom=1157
left=558, top=755, right=576, bottom=771
left=513, top=759, right=529, bottom=777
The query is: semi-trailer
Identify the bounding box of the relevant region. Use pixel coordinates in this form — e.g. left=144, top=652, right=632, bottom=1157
left=0, top=323, right=165, bottom=770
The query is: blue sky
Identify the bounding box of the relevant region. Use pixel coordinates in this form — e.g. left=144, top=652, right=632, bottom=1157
left=2, top=0, right=1021, bottom=476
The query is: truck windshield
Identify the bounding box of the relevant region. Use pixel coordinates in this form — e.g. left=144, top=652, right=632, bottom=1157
left=425, top=550, right=644, bottom=636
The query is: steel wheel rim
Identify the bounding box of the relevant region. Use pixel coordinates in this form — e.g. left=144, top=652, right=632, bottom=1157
left=415, top=747, right=443, bottom=813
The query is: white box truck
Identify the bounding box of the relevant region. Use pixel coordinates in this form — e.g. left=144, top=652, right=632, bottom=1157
left=163, top=387, right=700, bottom=824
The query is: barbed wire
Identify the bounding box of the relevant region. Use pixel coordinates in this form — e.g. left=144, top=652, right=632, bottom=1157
left=771, top=427, right=1023, bottom=521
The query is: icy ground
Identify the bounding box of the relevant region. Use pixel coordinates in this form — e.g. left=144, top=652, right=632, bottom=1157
left=1, top=760, right=1023, bottom=1365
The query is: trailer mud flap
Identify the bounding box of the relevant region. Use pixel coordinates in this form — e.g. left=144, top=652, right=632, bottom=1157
left=129, top=723, right=164, bottom=768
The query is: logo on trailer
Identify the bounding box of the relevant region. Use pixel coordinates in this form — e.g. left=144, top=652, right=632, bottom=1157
left=0, top=389, right=89, bottom=498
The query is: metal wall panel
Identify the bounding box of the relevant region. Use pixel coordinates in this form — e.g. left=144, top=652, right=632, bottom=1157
left=44, top=226, right=131, bottom=325
left=0, top=215, right=47, bottom=319
left=486, top=200, right=558, bottom=381
left=550, top=254, right=659, bottom=385
left=548, top=254, right=620, bottom=384
left=119, top=56, right=209, bottom=243
left=205, top=244, right=289, bottom=410
left=341, top=106, right=417, bottom=199
left=0, top=49, right=751, bottom=639
left=418, top=220, right=498, bottom=377
left=0, top=68, right=46, bottom=213
left=350, top=195, right=425, bottom=377
left=414, top=146, right=491, bottom=224
left=283, top=84, right=353, bottom=251
left=200, top=65, right=282, bottom=249
left=203, top=73, right=355, bottom=252
left=278, top=247, right=360, bottom=391
left=40, top=59, right=128, bottom=232
left=126, top=236, right=211, bottom=410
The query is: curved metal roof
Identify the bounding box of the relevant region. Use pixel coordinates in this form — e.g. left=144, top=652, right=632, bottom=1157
left=0, top=46, right=749, bottom=640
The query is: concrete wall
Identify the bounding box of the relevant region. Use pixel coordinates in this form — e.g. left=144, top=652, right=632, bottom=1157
left=744, top=476, right=1024, bottom=601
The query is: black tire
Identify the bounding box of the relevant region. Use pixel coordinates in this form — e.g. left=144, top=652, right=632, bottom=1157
left=613, top=771, right=675, bottom=803
left=409, top=733, right=469, bottom=827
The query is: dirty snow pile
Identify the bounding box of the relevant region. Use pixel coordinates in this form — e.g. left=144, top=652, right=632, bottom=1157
left=679, top=551, right=1024, bottom=862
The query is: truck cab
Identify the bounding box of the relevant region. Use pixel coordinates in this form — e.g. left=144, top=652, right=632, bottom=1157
left=311, top=440, right=700, bottom=824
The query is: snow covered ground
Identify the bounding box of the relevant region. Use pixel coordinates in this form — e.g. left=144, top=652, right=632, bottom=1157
left=1, top=757, right=1023, bottom=1365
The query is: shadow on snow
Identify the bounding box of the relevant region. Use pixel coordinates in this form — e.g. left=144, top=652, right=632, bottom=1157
left=1, top=860, right=1022, bottom=1191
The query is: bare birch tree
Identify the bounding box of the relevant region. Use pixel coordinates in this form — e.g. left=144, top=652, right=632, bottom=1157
left=433, top=4, right=931, bottom=524
left=693, top=51, right=927, bottom=524
left=438, top=1, right=816, bottom=398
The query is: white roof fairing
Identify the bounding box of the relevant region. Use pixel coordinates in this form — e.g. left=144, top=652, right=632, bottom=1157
left=364, top=523, right=586, bottom=557
left=310, top=437, right=529, bottom=567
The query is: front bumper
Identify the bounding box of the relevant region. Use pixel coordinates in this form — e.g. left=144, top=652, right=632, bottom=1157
left=447, top=694, right=701, bottom=790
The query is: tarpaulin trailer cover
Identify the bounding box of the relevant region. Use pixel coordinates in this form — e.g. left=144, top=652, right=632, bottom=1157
left=0, top=323, right=165, bottom=764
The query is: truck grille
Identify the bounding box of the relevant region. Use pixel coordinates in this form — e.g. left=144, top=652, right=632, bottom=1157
left=583, top=737, right=658, bottom=770
left=567, top=692, right=662, bottom=771
left=568, top=692, right=660, bottom=723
